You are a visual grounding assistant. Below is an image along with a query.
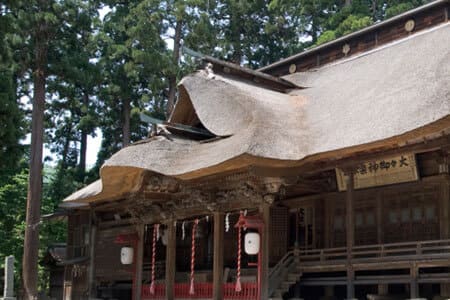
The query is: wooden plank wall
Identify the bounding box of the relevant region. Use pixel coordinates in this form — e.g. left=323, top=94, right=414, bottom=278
left=66, top=211, right=90, bottom=298
left=94, top=226, right=136, bottom=281
left=323, top=177, right=443, bottom=248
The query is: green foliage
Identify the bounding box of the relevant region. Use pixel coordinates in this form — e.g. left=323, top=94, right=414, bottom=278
left=316, top=30, right=337, bottom=45
left=0, top=166, right=66, bottom=292
left=335, top=15, right=374, bottom=36
left=385, top=2, right=416, bottom=18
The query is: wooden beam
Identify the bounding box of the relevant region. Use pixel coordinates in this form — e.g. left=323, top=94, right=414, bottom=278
left=165, top=220, right=176, bottom=300
left=134, top=224, right=145, bottom=300
left=213, top=212, right=224, bottom=300
left=260, top=202, right=271, bottom=299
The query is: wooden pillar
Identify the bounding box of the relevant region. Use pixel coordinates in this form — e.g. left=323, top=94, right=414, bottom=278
left=165, top=220, right=176, bottom=300
left=213, top=212, right=224, bottom=300
left=439, top=153, right=450, bottom=296
left=410, top=263, right=418, bottom=299
left=378, top=284, right=388, bottom=296
left=87, top=214, right=97, bottom=298
left=260, top=201, right=272, bottom=300
left=325, top=285, right=334, bottom=297
left=134, top=224, right=145, bottom=300
left=439, top=151, right=450, bottom=239
left=376, top=193, right=383, bottom=244
left=324, top=199, right=330, bottom=248
left=345, top=171, right=355, bottom=300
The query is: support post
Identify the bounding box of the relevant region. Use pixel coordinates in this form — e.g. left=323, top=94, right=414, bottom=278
left=376, top=193, right=383, bottom=244
left=345, top=170, right=355, bottom=300
left=260, top=201, right=272, bottom=300
left=410, top=263, right=418, bottom=299
left=213, top=212, right=224, bottom=300
left=88, top=216, right=97, bottom=298
left=2, top=256, right=15, bottom=300
left=134, top=224, right=145, bottom=300
left=439, top=152, right=449, bottom=239
left=165, top=220, right=176, bottom=300
left=378, top=284, right=388, bottom=296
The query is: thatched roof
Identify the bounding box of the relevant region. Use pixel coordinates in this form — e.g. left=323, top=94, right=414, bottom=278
left=64, top=22, right=450, bottom=204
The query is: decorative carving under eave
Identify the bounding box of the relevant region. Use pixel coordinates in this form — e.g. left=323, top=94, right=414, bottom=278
left=143, top=173, right=180, bottom=193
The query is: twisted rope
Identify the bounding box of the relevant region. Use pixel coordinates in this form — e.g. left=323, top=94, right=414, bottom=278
left=189, top=219, right=199, bottom=295
left=150, top=224, right=159, bottom=294
left=235, top=213, right=243, bottom=292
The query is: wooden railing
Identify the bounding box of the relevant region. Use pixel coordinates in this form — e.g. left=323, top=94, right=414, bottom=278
left=142, top=282, right=258, bottom=299
left=268, top=249, right=299, bottom=296
left=142, top=284, right=166, bottom=298
left=299, top=239, right=450, bottom=265
left=223, top=283, right=258, bottom=299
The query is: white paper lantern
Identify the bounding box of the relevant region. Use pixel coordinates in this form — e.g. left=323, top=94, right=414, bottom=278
left=121, top=247, right=134, bottom=264
left=244, top=232, right=260, bottom=255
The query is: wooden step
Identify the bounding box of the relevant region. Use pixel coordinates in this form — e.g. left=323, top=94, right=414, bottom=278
left=288, top=272, right=302, bottom=281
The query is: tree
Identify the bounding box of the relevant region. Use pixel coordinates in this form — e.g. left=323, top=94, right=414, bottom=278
left=22, top=1, right=54, bottom=296
left=0, top=1, right=26, bottom=180
left=94, top=0, right=168, bottom=166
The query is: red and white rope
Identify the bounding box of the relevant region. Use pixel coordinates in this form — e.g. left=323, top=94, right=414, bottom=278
left=150, top=224, right=159, bottom=294
left=189, top=219, right=199, bottom=295
left=235, top=213, right=243, bottom=292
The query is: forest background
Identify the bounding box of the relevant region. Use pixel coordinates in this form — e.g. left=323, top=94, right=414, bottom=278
left=0, top=0, right=429, bottom=295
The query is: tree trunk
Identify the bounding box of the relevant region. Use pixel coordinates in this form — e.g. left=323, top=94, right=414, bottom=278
left=79, top=92, right=88, bottom=175
left=23, top=30, right=48, bottom=299
left=345, top=0, right=352, bottom=6
left=230, top=12, right=242, bottom=65
left=122, top=98, right=131, bottom=147
left=166, top=19, right=182, bottom=119
left=61, top=122, right=72, bottom=170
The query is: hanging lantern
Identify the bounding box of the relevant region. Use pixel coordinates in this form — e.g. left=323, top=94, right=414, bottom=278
left=244, top=232, right=260, bottom=255
left=120, top=247, right=134, bottom=265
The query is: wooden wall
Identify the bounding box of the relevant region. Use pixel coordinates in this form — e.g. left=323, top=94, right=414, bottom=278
left=324, top=178, right=443, bottom=247
left=65, top=211, right=90, bottom=299
left=94, top=225, right=136, bottom=281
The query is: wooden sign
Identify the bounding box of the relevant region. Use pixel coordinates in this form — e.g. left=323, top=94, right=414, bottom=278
left=336, top=153, right=419, bottom=191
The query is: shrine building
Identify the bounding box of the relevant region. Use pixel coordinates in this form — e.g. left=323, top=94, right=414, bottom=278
left=57, top=1, right=450, bottom=299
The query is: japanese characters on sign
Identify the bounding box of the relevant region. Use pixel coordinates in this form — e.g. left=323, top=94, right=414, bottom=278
left=336, top=153, right=419, bottom=191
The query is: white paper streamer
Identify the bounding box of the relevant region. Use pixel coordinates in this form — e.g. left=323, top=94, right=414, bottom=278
left=225, top=213, right=230, bottom=232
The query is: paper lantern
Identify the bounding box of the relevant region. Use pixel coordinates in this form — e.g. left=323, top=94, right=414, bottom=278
left=121, top=247, right=134, bottom=264
left=244, top=232, right=260, bottom=255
